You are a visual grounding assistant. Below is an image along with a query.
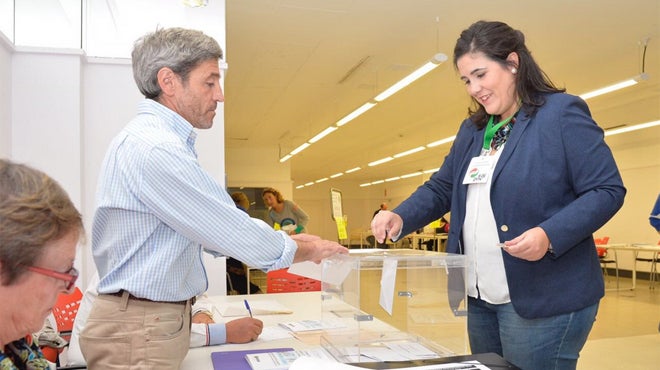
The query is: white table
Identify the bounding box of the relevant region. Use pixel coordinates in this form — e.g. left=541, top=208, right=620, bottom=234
left=181, top=292, right=322, bottom=369
left=409, top=233, right=448, bottom=252
left=180, top=292, right=516, bottom=370
left=596, top=243, right=660, bottom=290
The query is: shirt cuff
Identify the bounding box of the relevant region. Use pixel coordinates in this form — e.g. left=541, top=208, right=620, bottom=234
left=208, top=323, right=227, bottom=345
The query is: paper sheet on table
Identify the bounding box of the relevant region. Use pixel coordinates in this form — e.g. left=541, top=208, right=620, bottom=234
left=217, top=300, right=293, bottom=317
left=289, top=356, right=364, bottom=370
left=255, top=325, right=293, bottom=342
left=379, top=258, right=398, bottom=315
left=287, top=255, right=352, bottom=286
left=291, top=357, right=491, bottom=370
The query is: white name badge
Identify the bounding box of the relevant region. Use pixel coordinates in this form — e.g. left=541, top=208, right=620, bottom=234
left=462, top=155, right=496, bottom=184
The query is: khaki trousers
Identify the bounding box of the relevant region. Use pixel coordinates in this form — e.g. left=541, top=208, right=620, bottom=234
left=79, top=291, right=192, bottom=369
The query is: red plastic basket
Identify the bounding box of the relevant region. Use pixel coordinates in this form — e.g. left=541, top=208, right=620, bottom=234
left=266, top=268, right=321, bottom=293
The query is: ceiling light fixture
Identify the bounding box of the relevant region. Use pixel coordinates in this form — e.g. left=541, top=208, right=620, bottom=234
left=335, top=102, right=377, bottom=127
left=393, top=146, right=426, bottom=158
left=604, top=119, right=660, bottom=136
left=373, top=53, right=448, bottom=102
left=368, top=157, right=394, bottom=166
left=427, top=136, right=456, bottom=147
left=279, top=53, right=447, bottom=163
left=579, top=73, right=649, bottom=100
left=290, top=142, right=310, bottom=155
left=309, top=126, right=337, bottom=143
left=580, top=37, right=651, bottom=100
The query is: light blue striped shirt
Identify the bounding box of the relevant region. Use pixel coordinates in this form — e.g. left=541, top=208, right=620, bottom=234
left=92, top=99, right=297, bottom=301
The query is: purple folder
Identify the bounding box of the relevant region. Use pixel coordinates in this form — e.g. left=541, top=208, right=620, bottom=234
left=211, top=347, right=294, bottom=370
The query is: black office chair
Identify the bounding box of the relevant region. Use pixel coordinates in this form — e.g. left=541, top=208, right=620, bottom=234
left=635, top=250, right=659, bottom=290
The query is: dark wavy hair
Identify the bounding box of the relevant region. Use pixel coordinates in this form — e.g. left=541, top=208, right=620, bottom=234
left=453, top=20, right=565, bottom=128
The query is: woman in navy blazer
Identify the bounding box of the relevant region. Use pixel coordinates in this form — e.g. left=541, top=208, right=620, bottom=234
left=372, top=21, right=625, bottom=370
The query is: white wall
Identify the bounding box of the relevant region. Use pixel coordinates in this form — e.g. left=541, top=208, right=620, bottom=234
left=225, top=145, right=293, bottom=206
left=0, top=32, right=11, bottom=158
left=11, top=49, right=83, bottom=207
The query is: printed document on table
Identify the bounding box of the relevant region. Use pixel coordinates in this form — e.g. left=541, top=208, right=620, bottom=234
left=245, top=348, right=335, bottom=370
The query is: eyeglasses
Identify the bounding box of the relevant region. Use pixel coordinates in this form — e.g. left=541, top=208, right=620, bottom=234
left=24, top=265, right=79, bottom=292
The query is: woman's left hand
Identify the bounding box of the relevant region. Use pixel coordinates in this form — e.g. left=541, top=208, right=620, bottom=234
left=501, top=227, right=551, bottom=261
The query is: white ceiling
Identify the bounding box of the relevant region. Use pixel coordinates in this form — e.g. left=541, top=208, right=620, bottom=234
left=14, top=0, right=659, bottom=187
left=224, top=0, right=660, bottom=187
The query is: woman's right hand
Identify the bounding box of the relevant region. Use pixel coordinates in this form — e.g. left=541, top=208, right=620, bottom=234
left=371, top=211, right=403, bottom=244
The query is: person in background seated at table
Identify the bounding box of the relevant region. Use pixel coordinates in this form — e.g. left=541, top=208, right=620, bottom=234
left=81, top=27, right=347, bottom=369
left=371, top=20, right=625, bottom=370
left=231, top=191, right=250, bottom=212
left=0, top=159, right=84, bottom=369
left=262, top=187, right=310, bottom=234
left=227, top=191, right=263, bottom=295
left=650, top=193, right=660, bottom=234
left=66, top=274, right=263, bottom=366
left=372, top=202, right=388, bottom=219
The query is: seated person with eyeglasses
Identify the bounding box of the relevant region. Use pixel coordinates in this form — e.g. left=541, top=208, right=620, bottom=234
left=0, top=159, right=84, bottom=369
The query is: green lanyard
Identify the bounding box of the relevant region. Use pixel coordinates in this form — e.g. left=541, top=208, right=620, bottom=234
left=482, top=113, right=516, bottom=150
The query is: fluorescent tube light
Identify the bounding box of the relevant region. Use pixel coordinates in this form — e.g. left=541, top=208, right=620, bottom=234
left=336, top=102, right=377, bottom=127
left=373, top=53, right=447, bottom=102
left=604, top=120, right=660, bottom=136
left=579, top=73, right=648, bottom=100
left=427, top=135, right=456, bottom=148
left=295, top=185, right=305, bottom=189
left=290, top=142, right=311, bottom=155
left=309, top=126, right=337, bottom=143
left=371, top=180, right=385, bottom=185
left=279, top=154, right=292, bottom=163
left=330, top=172, right=344, bottom=178
left=345, top=167, right=362, bottom=173
left=385, top=176, right=401, bottom=182
left=401, top=171, right=423, bottom=178
left=368, top=157, right=394, bottom=166
left=393, top=146, right=426, bottom=158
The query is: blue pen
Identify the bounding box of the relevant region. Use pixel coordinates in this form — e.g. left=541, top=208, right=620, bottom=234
left=244, top=299, right=253, bottom=318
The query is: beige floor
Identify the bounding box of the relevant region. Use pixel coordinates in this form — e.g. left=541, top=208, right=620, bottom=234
left=578, top=276, right=660, bottom=370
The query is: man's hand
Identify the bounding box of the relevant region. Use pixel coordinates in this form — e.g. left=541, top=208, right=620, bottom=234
left=192, top=311, right=214, bottom=324
left=291, top=233, right=348, bottom=264
left=226, top=317, right=264, bottom=343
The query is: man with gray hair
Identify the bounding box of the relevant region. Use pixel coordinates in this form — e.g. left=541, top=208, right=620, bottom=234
left=80, top=27, right=346, bottom=369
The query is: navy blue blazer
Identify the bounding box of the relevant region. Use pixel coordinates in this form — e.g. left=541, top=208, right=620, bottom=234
left=394, top=93, right=626, bottom=319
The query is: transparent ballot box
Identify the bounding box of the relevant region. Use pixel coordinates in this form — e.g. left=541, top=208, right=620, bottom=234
left=320, top=249, right=467, bottom=363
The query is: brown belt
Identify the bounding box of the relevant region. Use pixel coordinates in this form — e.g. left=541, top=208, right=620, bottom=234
left=105, top=290, right=194, bottom=306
